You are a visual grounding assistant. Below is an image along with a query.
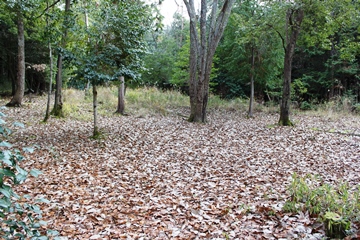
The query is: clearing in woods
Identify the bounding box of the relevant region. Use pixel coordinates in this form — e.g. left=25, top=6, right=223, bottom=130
left=1, top=95, right=359, bottom=239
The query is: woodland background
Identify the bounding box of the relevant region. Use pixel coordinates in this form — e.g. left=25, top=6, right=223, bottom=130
left=0, top=0, right=360, bottom=239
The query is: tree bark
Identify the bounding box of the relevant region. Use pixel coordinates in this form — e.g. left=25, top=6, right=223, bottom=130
left=92, top=84, right=99, bottom=137
left=116, top=76, right=125, bottom=115
left=44, top=2, right=53, bottom=122
left=184, top=0, right=235, bottom=122
left=52, top=55, right=64, bottom=116
left=248, top=45, right=255, bottom=118
left=52, top=0, right=70, bottom=117
left=84, top=2, right=91, bottom=98
left=6, top=11, right=25, bottom=107
left=278, top=8, right=304, bottom=126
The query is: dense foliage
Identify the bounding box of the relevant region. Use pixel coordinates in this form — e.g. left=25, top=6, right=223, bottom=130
left=0, top=0, right=359, bottom=107
left=141, top=0, right=360, bottom=107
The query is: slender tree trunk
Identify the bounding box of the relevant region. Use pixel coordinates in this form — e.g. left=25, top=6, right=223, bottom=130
left=44, top=34, right=53, bottom=121
left=116, top=76, right=125, bottom=115
left=7, top=11, right=25, bottom=107
left=248, top=45, right=255, bottom=118
left=92, top=84, right=99, bottom=137
left=278, top=8, right=304, bottom=126
left=329, top=40, right=336, bottom=99
left=52, top=0, right=70, bottom=117
left=84, top=2, right=91, bottom=98
left=52, top=56, right=64, bottom=116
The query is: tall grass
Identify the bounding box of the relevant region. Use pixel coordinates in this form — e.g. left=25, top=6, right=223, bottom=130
left=296, top=96, right=359, bottom=119
left=61, top=87, right=358, bottom=120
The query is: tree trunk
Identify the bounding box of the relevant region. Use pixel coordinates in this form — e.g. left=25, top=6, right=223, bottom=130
left=92, top=84, right=99, bottom=137
left=278, top=8, right=304, bottom=126
left=116, top=76, right=125, bottom=115
left=51, top=55, right=64, bottom=116
left=329, top=40, right=336, bottom=99
left=84, top=3, right=91, bottom=99
left=6, top=11, right=25, bottom=107
left=248, top=45, right=255, bottom=118
left=44, top=8, right=53, bottom=122
left=52, top=0, right=70, bottom=117
left=184, top=0, right=235, bottom=123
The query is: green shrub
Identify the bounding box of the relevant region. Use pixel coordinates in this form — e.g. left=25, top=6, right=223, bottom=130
left=300, top=101, right=312, bottom=110
left=284, top=173, right=360, bottom=238
left=0, top=106, right=58, bottom=239
left=353, top=103, right=360, bottom=114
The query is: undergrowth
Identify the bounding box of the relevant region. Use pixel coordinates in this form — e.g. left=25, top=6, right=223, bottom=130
left=0, top=107, right=59, bottom=239
left=283, top=173, right=360, bottom=238
left=60, top=87, right=358, bottom=120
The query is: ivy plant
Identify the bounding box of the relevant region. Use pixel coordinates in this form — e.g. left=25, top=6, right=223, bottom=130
left=0, top=106, right=58, bottom=239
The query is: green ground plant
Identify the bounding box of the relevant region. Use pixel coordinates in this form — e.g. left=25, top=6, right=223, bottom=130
left=0, top=107, right=59, bottom=239
left=284, top=173, right=360, bottom=238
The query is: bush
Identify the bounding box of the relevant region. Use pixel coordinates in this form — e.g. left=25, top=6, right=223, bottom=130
left=284, top=173, right=360, bottom=238
left=300, top=101, right=312, bottom=110
left=352, top=103, right=360, bottom=114
left=0, top=106, right=58, bottom=239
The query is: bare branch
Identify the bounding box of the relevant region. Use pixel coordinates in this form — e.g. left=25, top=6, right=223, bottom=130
left=266, top=23, right=287, bottom=53
left=36, top=0, right=61, bottom=19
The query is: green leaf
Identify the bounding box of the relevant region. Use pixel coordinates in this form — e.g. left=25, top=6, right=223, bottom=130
left=31, top=222, right=41, bottom=228
left=0, top=112, right=6, bottom=117
left=1, top=150, right=13, bottom=166
left=0, top=186, right=12, bottom=198
left=16, top=165, right=28, bottom=176
left=0, top=198, right=11, bottom=208
left=23, top=194, right=31, bottom=199
left=0, top=119, right=6, bottom=125
left=47, top=230, right=59, bottom=236
left=35, top=197, right=50, bottom=204
left=29, top=204, right=42, bottom=214
left=38, top=220, right=47, bottom=226
left=0, top=168, right=16, bottom=178
left=14, top=203, right=24, bottom=214
left=0, top=141, right=12, bottom=148
left=30, top=169, right=42, bottom=177
left=12, top=122, right=25, bottom=128
left=15, top=173, right=27, bottom=183
left=23, top=147, right=35, bottom=153
left=31, top=236, right=48, bottom=240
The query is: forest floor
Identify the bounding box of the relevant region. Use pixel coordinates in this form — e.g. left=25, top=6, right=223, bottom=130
left=1, top=94, right=360, bottom=239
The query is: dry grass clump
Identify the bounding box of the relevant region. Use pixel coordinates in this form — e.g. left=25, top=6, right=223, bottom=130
left=58, top=87, right=359, bottom=121
left=296, top=96, right=359, bottom=120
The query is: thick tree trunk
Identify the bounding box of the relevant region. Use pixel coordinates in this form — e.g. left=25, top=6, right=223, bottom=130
left=116, top=76, right=125, bottom=115
left=186, top=0, right=199, bottom=122
left=279, top=48, right=293, bottom=126
left=92, top=84, right=99, bottom=137
left=248, top=45, right=255, bottom=118
left=184, top=0, right=235, bottom=123
left=7, top=12, right=25, bottom=107
left=278, top=8, right=304, bottom=126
